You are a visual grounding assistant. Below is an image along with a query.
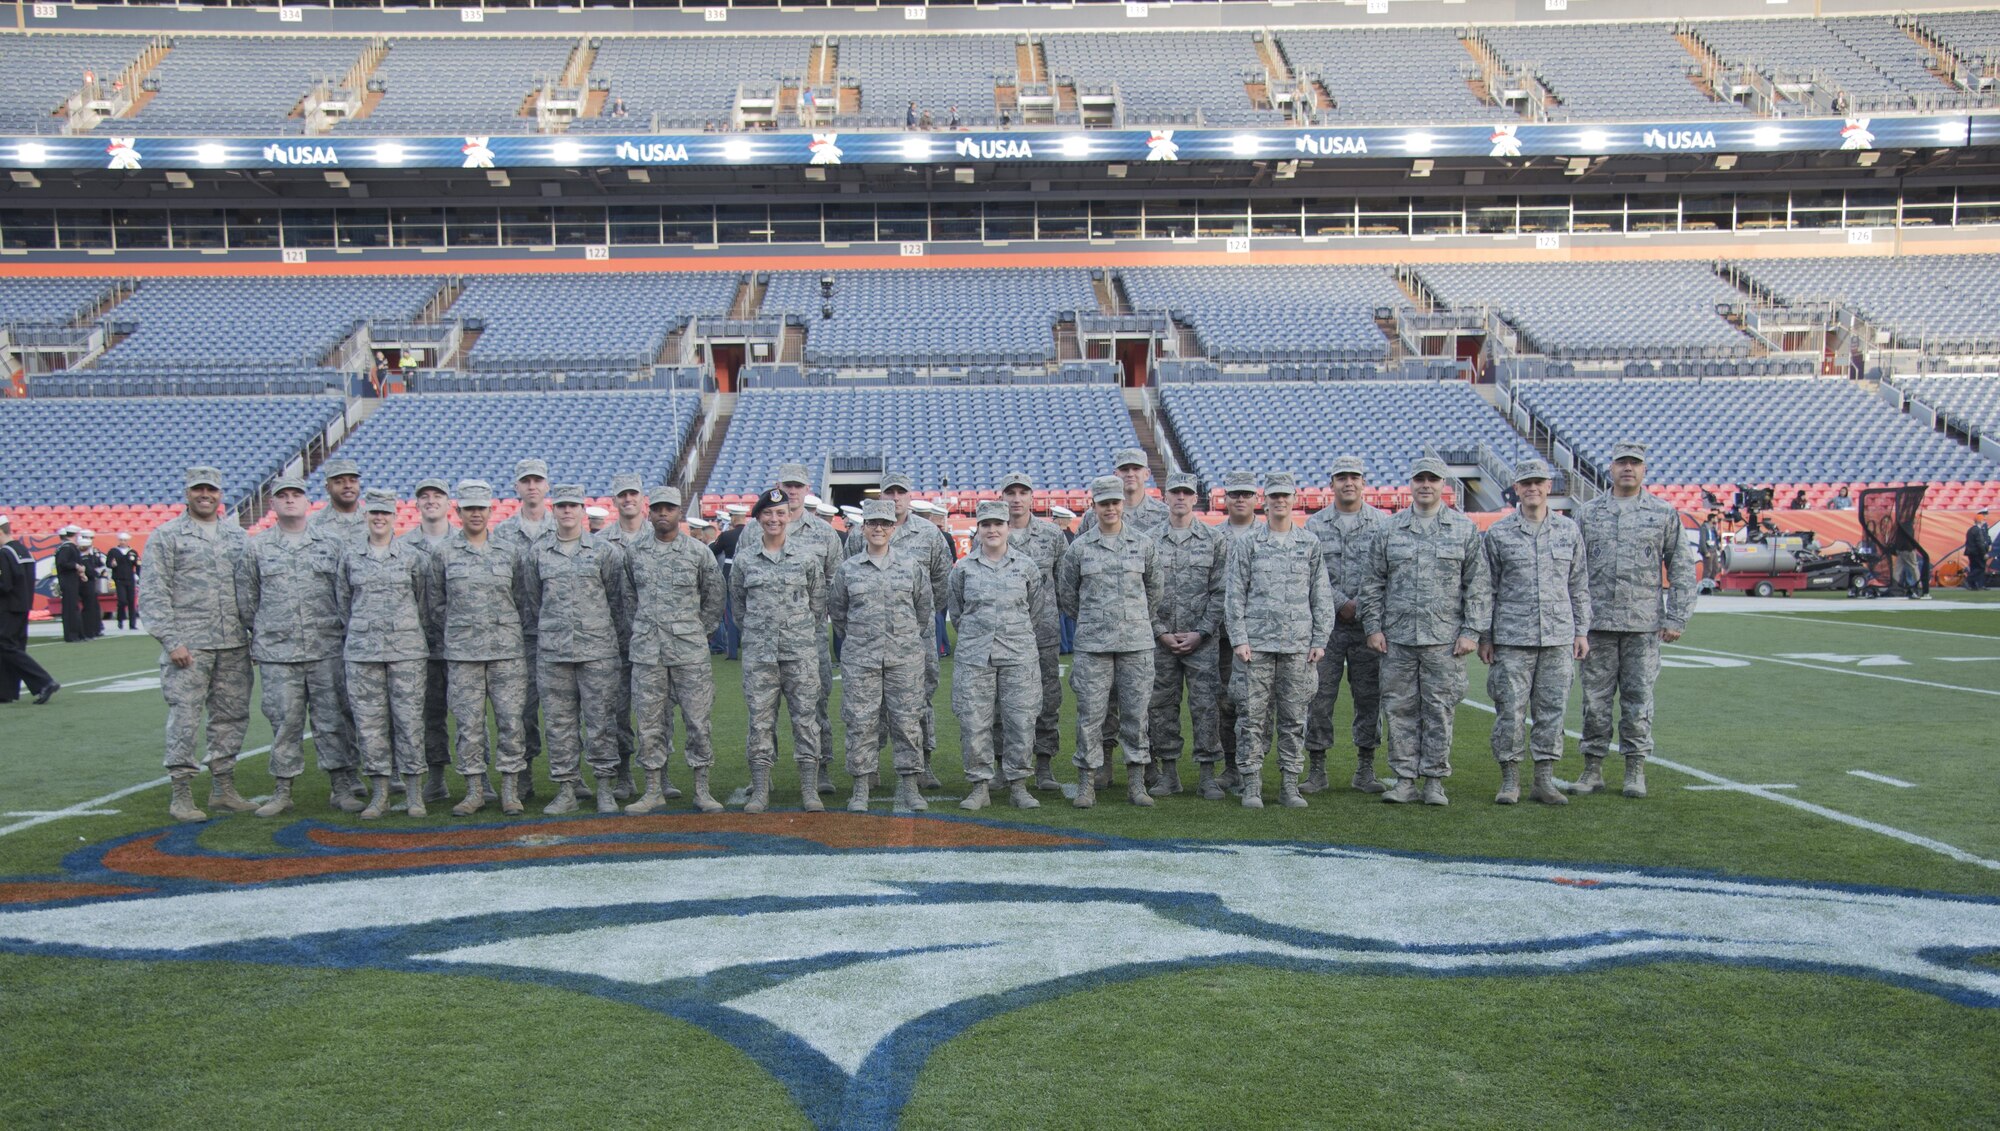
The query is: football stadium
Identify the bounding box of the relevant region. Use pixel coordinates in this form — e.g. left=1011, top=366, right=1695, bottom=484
left=2, top=0, right=1999, bottom=1126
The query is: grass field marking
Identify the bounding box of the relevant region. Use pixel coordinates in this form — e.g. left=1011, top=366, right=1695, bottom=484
left=1665, top=643, right=2000, bottom=698
left=1937, top=657, right=2000, bottom=663
left=60, top=667, right=161, bottom=690
left=1848, top=770, right=1919, bottom=789
left=0, top=741, right=276, bottom=837
left=1684, top=784, right=1797, bottom=792
left=1, top=809, right=120, bottom=817
left=1711, top=610, right=2000, bottom=641
left=1457, top=697, right=2000, bottom=872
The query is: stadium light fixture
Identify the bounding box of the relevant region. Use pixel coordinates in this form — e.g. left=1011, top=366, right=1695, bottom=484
left=1404, top=132, right=1435, bottom=155
left=899, top=138, right=932, bottom=161
left=626, top=168, right=651, bottom=184
left=953, top=167, right=975, bottom=183
left=1106, top=164, right=1127, bottom=178
left=1230, top=135, right=1262, bottom=157
left=721, top=139, right=755, bottom=162
left=15, top=142, right=47, bottom=165
left=164, top=171, right=193, bottom=189
left=486, top=170, right=510, bottom=187
left=1409, top=159, right=1434, bottom=178
left=1750, top=126, right=1784, bottom=148
left=324, top=170, right=350, bottom=188
left=372, top=143, right=406, bottom=165
left=1564, top=157, right=1590, bottom=176
left=1274, top=159, right=1298, bottom=180
left=1575, top=129, right=1610, bottom=153
left=1855, top=150, right=1881, bottom=167
left=1713, top=154, right=1737, bottom=170
left=194, top=144, right=228, bottom=165
left=1935, top=119, right=1970, bottom=146
left=804, top=166, right=826, bottom=181
left=549, top=141, right=584, bottom=164
left=1057, top=136, right=1092, bottom=159
left=9, top=171, right=39, bottom=188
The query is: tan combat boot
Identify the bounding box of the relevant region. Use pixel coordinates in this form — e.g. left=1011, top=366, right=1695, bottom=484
left=328, top=769, right=365, bottom=814
left=1008, top=780, right=1040, bottom=809
left=594, top=775, right=619, bottom=813
left=542, top=780, right=581, bottom=816
left=1381, top=777, right=1422, bottom=804
left=659, top=770, right=683, bottom=800
left=960, top=780, right=991, bottom=811
left=1072, top=770, right=1096, bottom=809
left=168, top=773, right=207, bottom=823
left=1240, top=769, right=1265, bottom=809
left=1197, top=761, right=1225, bottom=800
left=691, top=767, right=724, bottom=813
left=208, top=772, right=257, bottom=814
left=1149, top=759, right=1181, bottom=797
left=818, top=756, right=838, bottom=795
left=800, top=760, right=825, bottom=813
left=613, top=762, right=635, bottom=801
left=451, top=775, right=487, bottom=817
left=423, top=766, right=451, bottom=804
left=742, top=764, right=771, bottom=813
left=1531, top=762, right=1570, bottom=805
left=1033, top=755, right=1060, bottom=792
left=1422, top=777, right=1450, bottom=806
left=358, top=776, right=393, bottom=820
left=1495, top=762, right=1521, bottom=805
left=1218, top=756, right=1243, bottom=795
left=893, top=774, right=925, bottom=814
left=1570, top=755, right=1607, bottom=795
left=254, top=777, right=294, bottom=819
left=499, top=772, right=525, bottom=815
left=1279, top=771, right=1308, bottom=808
left=917, top=756, right=942, bottom=792
left=625, top=768, right=669, bottom=814
left=1301, top=751, right=1330, bottom=794
left=403, top=773, right=427, bottom=818
left=1351, top=750, right=1388, bottom=794
left=1622, top=756, right=1648, bottom=799
left=848, top=775, right=871, bottom=813
left=1127, top=763, right=1156, bottom=808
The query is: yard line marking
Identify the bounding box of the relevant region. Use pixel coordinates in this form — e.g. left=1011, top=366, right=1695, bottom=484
left=60, top=667, right=160, bottom=689
left=1710, top=610, right=2000, bottom=640
left=1937, top=657, right=2000, bottom=663
left=0, top=741, right=279, bottom=837
left=1684, top=784, right=1796, bottom=792
left=1, top=809, right=120, bottom=817
left=1664, top=643, right=2000, bottom=698
left=1457, top=697, right=2000, bottom=871
left=1847, top=770, right=1918, bottom=789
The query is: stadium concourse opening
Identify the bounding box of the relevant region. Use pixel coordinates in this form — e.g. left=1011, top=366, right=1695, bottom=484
left=5, top=3, right=2000, bottom=1125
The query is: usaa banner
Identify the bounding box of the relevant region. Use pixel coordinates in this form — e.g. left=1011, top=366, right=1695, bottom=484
left=4, top=115, right=1985, bottom=172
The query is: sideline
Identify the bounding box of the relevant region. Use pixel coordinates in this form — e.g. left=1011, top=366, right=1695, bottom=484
left=1706, top=609, right=2000, bottom=641
left=1665, top=643, right=2000, bottom=697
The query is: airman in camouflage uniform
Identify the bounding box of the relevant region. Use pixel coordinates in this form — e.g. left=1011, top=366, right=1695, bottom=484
left=522, top=484, right=634, bottom=816
left=1360, top=457, right=1492, bottom=806
left=1147, top=472, right=1226, bottom=797
left=592, top=472, right=651, bottom=799
left=1226, top=472, right=1334, bottom=808
left=1077, top=448, right=1169, bottom=785
left=492, top=458, right=554, bottom=789
left=1000, top=472, right=1069, bottom=791
left=308, top=457, right=368, bottom=544
left=1210, top=469, right=1263, bottom=799
left=397, top=477, right=457, bottom=803
left=831, top=499, right=935, bottom=814
left=237, top=475, right=352, bottom=818
left=950, top=500, right=1044, bottom=812
left=1057, top=475, right=1164, bottom=808
left=623, top=485, right=726, bottom=814
left=1479, top=459, right=1591, bottom=806
left=732, top=487, right=828, bottom=813
left=1572, top=441, right=1698, bottom=800
left=427, top=480, right=533, bottom=816
left=144, top=466, right=255, bottom=823
left=778, top=463, right=844, bottom=796
left=1303, top=456, right=1391, bottom=794
left=339, top=489, right=436, bottom=819
left=844, top=471, right=951, bottom=787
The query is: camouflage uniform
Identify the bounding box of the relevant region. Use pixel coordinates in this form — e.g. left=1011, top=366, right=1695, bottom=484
left=730, top=536, right=827, bottom=770
left=428, top=532, right=532, bottom=777
left=593, top=512, right=651, bottom=776
left=1574, top=490, right=1697, bottom=765
left=949, top=544, right=1044, bottom=785
left=787, top=507, right=845, bottom=764
left=829, top=545, right=934, bottom=780
left=1359, top=506, right=1492, bottom=781
left=625, top=530, right=725, bottom=773
left=1226, top=519, right=1335, bottom=777
left=1214, top=516, right=1263, bottom=766
left=844, top=512, right=951, bottom=758
left=1056, top=521, right=1163, bottom=772
left=238, top=525, right=351, bottom=781
left=1304, top=501, right=1389, bottom=759
left=397, top=524, right=453, bottom=770
left=308, top=504, right=368, bottom=546
left=1482, top=510, right=1591, bottom=764
left=1006, top=515, right=1070, bottom=763
left=1148, top=517, right=1227, bottom=765
left=1078, top=495, right=1170, bottom=535
left=522, top=532, right=633, bottom=784
left=144, top=510, right=253, bottom=775
left=492, top=510, right=554, bottom=765
left=338, top=538, right=434, bottom=778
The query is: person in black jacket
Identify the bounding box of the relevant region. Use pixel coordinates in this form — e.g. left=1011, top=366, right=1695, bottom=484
left=53, top=527, right=86, bottom=642
left=1967, top=509, right=1993, bottom=592
left=78, top=530, right=106, bottom=639
left=0, top=516, right=59, bottom=704
left=108, top=533, right=140, bottom=629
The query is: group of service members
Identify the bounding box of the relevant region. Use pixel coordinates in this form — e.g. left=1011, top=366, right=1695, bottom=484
left=139, top=440, right=1695, bottom=823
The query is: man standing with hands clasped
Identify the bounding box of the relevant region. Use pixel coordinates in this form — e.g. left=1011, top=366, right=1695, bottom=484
left=1360, top=457, right=1491, bottom=806
left=1479, top=459, right=1590, bottom=806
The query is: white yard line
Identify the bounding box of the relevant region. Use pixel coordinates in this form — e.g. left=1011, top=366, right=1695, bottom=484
left=1847, top=770, right=1918, bottom=789
left=0, top=742, right=274, bottom=837
left=60, top=667, right=159, bottom=689
left=1664, top=643, right=2000, bottom=698
left=1457, top=697, right=2000, bottom=872
left=1684, top=784, right=1796, bottom=792
left=1708, top=609, right=2000, bottom=641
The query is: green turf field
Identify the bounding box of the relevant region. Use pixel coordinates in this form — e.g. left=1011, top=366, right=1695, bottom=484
left=2, top=600, right=1997, bottom=1129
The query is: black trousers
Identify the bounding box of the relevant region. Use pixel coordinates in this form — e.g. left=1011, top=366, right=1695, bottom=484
left=58, top=578, right=85, bottom=642
left=0, top=611, right=54, bottom=700
left=115, top=580, right=138, bottom=626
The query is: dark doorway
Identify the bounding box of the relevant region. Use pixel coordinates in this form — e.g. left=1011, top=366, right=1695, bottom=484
left=712, top=344, right=745, bottom=392
left=1116, top=339, right=1150, bottom=387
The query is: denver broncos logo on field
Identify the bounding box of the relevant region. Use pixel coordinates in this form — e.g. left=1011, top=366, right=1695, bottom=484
left=1, top=814, right=1997, bottom=1129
